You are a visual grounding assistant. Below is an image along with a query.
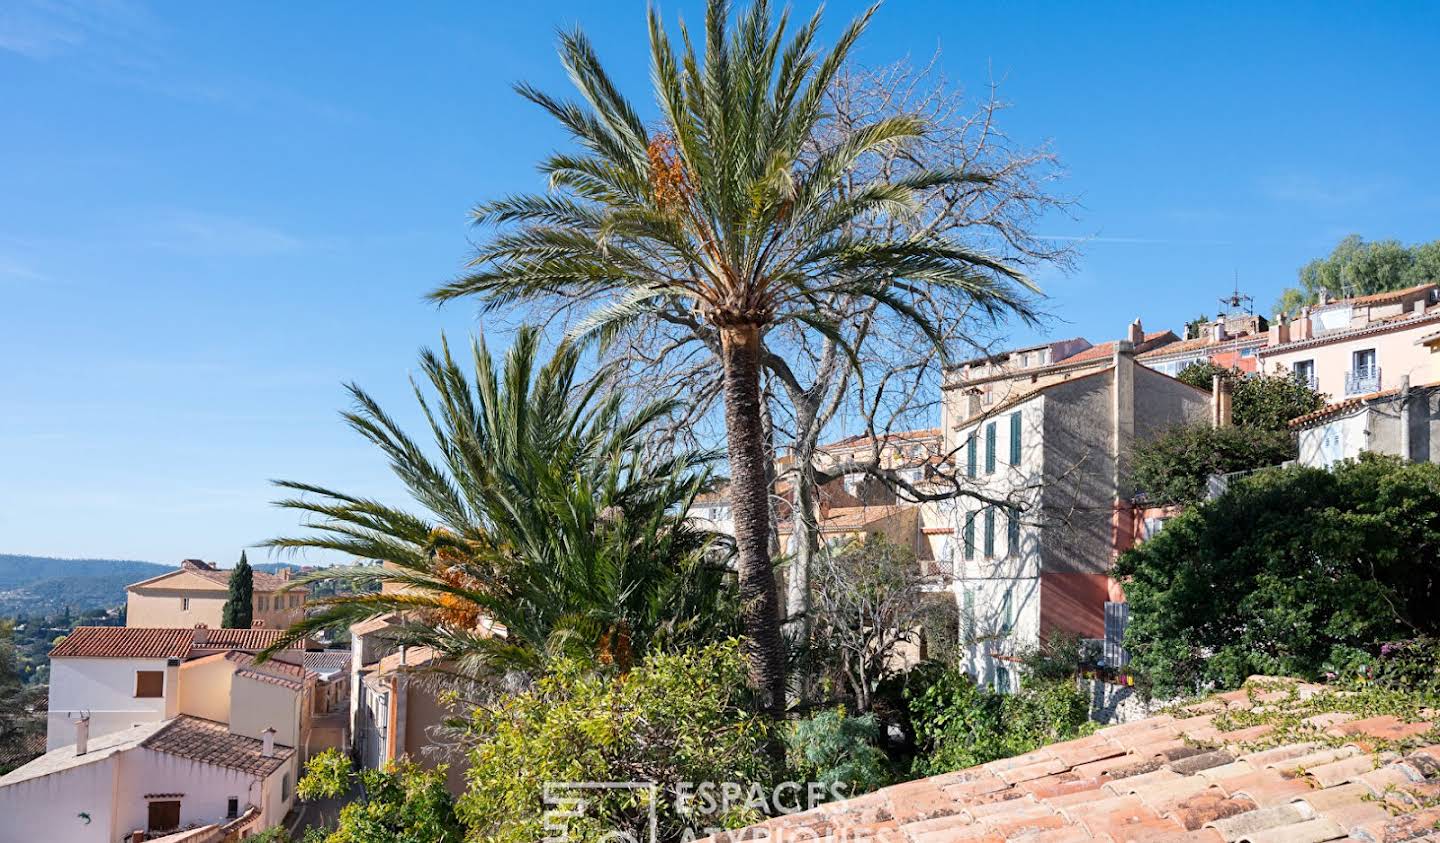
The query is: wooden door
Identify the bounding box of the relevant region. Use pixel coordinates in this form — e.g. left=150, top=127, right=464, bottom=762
left=147, top=800, right=181, bottom=832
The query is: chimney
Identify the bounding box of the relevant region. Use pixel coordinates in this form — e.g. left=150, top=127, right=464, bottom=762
left=1318, top=287, right=1330, bottom=305
left=1267, top=314, right=1290, bottom=346
left=965, top=389, right=982, bottom=418
left=1211, top=321, right=1228, bottom=342
left=1400, top=375, right=1413, bottom=461
left=1126, top=319, right=1144, bottom=347
left=131, top=831, right=145, bottom=843
left=261, top=727, right=276, bottom=757
left=1212, top=374, right=1233, bottom=428
left=1112, top=341, right=1136, bottom=499
left=1417, top=298, right=1428, bottom=316
left=193, top=624, right=209, bottom=646
left=75, top=715, right=90, bottom=756
left=1292, top=308, right=1314, bottom=342
left=278, top=567, right=291, bottom=582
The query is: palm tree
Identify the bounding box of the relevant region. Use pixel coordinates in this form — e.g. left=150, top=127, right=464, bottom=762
left=430, top=0, right=1037, bottom=713
left=261, top=327, right=735, bottom=674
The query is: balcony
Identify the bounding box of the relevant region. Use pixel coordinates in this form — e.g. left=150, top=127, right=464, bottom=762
left=1345, top=368, right=1381, bottom=396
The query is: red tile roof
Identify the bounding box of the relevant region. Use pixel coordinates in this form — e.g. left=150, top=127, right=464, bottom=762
left=1288, top=379, right=1440, bottom=429
left=1064, top=331, right=1179, bottom=364
left=50, top=627, right=193, bottom=659
left=132, top=559, right=307, bottom=592
left=50, top=626, right=299, bottom=659
left=141, top=716, right=292, bottom=777
left=1347, top=281, right=1438, bottom=306
left=700, top=676, right=1440, bottom=843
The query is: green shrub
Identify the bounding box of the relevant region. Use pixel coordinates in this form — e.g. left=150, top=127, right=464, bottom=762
left=1369, top=638, right=1440, bottom=699
left=294, top=749, right=465, bottom=843
left=905, top=664, right=1091, bottom=776
left=785, top=708, right=892, bottom=799
left=459, top=640, right=774, bottom=843
left=1117, top=455, right=1440, bottom=697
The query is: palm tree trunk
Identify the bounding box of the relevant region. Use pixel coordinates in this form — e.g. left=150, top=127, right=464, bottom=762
left=719, top=323, right=788, bottom=716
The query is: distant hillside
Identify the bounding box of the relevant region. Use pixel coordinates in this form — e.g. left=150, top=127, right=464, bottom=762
left=0, top=554, right=169, bottom=617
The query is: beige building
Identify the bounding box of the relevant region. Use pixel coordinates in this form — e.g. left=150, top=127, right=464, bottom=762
left=1259, top=283, right=1440, bottom=400
left=126, top=559, right=307, bottom=630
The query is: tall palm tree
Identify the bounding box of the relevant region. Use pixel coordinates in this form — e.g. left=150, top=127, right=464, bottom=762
left=261, top=327, right=735, bottom=674
left=430, top=0, right=1037, bottom=712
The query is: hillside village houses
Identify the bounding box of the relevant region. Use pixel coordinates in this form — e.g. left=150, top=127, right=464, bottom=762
left=126, top=559, right=308, bottom=631
left=14, top=285, right=1440, bottom=840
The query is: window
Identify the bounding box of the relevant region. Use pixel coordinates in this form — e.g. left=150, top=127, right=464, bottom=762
left=1293, top=359, right=1315, bottom=384
left=1000, top=587, right=1013, bottom=635
left=282, top=772, right=292, bottom=802
left=983, top=507, right=996, bottom=558
left=135, top=670, right=164, bottom=698
left=994, top=664, right=1011, bottom=694
left=148, top=800, right=181, bottom=833
left=257, top=595, right=268, bottom=612
left=1007, top=507, right=1020, bottom=555
left=181, top=597, right=189, bottom=611
left=963, top=512, right=976, bottom=561
left=1009, top=412, right=1022, bottom=465
left=984, top=422, right=997, bottom=474
left=1353, top=348, right=1377, bottom=377
left=290, top=594, right=300, bottom=608
left=962, top=590, right=975, bottom=641
left=965, top=436, right=977, bottom=478
left=227, top=798, right=239, bottom=819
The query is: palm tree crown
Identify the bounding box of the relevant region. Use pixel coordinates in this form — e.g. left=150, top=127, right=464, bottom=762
left=263, top=328, right=733, bottom=674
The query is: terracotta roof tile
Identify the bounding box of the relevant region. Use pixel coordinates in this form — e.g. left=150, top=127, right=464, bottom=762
left=141, top=715, right=292, bottom=777
left=696, top=677, right=1440, bottom=843
left=50, top=626, right=193, bottom=659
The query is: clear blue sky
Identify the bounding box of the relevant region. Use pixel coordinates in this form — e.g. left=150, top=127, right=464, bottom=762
left=3, top=1, right=1437, bottom=564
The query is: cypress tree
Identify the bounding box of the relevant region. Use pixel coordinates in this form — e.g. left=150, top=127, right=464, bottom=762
left=222, top=551, right=254, bottom=629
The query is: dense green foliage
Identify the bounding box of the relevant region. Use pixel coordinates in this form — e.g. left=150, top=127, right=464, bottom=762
left=263, top=327, right=734, bottom=673
left=1175, top=362, right=1327, bottom=430
left=0, top=554, right=166, bottom=616
left=5, top=607, right=121, bottom=685
left=904, top=663, right=1091, bottom=776
left=1131, top=423, right=1297, bottom=506
left=1134, top=362, right=1325, bottom=505
left=1369, top=638, right=1440, bottom=698
left=784, top=708, right=892, bottom=798
left=296, top=750, right=464, bottom=843
left=0, top=620, right=46, bottom=773
left=1274, top=234, right=1440, bottom=315
left=459, top=641, right=773, bottom=843
left=222, top=551, right=254, bottom=629
left=1117, top=456, right=1440, bottom=697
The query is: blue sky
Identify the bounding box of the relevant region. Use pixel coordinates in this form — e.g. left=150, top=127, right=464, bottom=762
left=2, top=1, right=1437, bottom=564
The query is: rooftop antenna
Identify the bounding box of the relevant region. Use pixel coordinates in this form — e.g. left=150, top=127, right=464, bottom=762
left=1218, top=271, right=1254, bottom=318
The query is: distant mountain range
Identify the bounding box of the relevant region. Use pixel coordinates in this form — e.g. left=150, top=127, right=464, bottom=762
left=0, top=554, right=305, bottom=617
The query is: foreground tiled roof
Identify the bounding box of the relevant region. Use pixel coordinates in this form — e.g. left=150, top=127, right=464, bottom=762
left=142, top=716, right=292, bottom=777
left=703, top=677, right=1440, bottom=843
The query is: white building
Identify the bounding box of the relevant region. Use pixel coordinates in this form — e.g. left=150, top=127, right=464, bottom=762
left=939, top=333, right=1212, bottom=690
left=45, top=626, right=310, bottom=752
left=0, top=715, right=295, bottom=842
left=1291, top=378, right=1440, bottom=468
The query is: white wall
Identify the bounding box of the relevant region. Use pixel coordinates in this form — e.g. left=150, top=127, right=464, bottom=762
left=47, top=658, right=177, bottom=750
left=0, top=754, right=119, bottom=843
left=112, top=747, right=260, bottom=838
left=1297, top=412, right=1371, bottom=468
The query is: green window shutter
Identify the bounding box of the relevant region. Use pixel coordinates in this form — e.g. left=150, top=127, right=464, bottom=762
left=963, top=511, right=976, bottom=560
left=985, top=422, right=997, bottom=473
left=1007, top=507, right=1020, bottom=556
left=966, top=436, right=977, bottom=478
left=983, top=506, right=996, bottom=558
left=1009, top=411, right=1022, bottom=465
left=995, top=664, right=1010, bottom=694
left=963, top=590, right=975, bottom=641
left=1001, top=586, right=1013, bottom=634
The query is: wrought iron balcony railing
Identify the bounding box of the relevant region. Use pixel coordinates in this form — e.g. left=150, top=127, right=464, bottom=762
left=1345, top=368, right=1381, bottom=396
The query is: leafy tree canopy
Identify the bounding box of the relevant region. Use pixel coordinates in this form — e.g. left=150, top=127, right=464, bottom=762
left=1274, top=234, right=1440, bottom=315
left=1132, top=424, right=1297, bottom=506
left=296, top=750, right=464, bottom=843
left=1175, top=361, right=1326, bottom=431
left=1116, top=455, right=1440, bottom=698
